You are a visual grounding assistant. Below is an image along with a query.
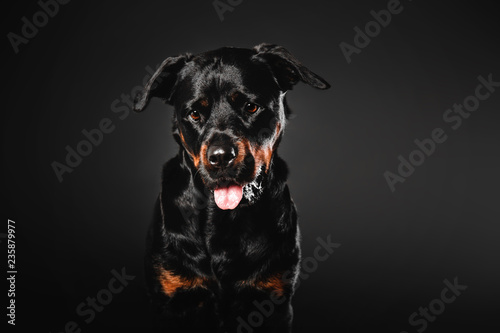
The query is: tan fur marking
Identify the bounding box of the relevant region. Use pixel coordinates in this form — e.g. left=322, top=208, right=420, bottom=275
left=157, top=267, right=206, bottom=297
left=252, top=146, right=273, bottom=174
left=179, top=131, right=200, bottom=168
left=200, top=98, right=209, bottom=107
left=234, top=138, right=249, bottom=166
left=230, top=92, right=239, bottom=102
left=238, top=273, right=286, bottom=297
left=200, top=144, right=209, bottom=169
left=249, top=123, right=282, bottom=175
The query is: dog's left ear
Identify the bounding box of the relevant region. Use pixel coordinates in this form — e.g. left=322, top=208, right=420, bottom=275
left=133, top=54, right=191, bottom=112
left=253, top=43, right=330, bottom=91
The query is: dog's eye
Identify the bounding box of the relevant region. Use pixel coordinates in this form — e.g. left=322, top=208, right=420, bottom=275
left=245, top=103, right=260, bottom=113
left=190, top=110, right=201, bottom=121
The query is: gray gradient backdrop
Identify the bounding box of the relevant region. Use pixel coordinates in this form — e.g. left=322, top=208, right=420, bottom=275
left=3, top=0, right=499, bottom=332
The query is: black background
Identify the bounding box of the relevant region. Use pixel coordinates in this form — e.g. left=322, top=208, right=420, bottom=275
left=3, top=0, right=499, bottom=332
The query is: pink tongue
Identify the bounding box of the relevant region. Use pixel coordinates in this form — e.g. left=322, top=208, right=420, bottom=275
left=214, top=185, right=243, bottom=210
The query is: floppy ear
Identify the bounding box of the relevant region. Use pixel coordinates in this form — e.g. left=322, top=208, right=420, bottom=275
left=253, top=43, right=330, bottom=91
left=133, top=54, right=190, bottom=112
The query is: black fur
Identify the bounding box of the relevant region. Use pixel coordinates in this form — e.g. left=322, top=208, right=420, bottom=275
left=134, top=44, right=329, bottom=332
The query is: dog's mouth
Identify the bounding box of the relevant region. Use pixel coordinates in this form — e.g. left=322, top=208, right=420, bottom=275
left=211, top=167, right=265, bottom=210
left=213, top=184, right=244, bottom=210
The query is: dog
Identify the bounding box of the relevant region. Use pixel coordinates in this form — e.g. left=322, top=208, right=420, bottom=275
left=134, top=43, right=329, bottom=332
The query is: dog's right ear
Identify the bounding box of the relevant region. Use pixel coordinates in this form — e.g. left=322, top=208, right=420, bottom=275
left=253, top=43, right=330, bottom=91
left=133, top=54, right=190, bottom=112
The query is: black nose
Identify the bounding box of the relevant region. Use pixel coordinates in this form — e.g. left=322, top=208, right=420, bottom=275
left=207, top=144, right=236, bottom=168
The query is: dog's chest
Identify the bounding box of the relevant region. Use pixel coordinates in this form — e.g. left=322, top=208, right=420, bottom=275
left=202, top=208, right=277, bottom=280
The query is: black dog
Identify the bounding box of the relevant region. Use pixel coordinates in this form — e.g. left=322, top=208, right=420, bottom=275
left=134, top=43, right=329, bottom=332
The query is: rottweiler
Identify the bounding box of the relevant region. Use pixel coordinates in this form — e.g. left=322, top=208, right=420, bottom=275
left=134, top=43, right=329, bottom=332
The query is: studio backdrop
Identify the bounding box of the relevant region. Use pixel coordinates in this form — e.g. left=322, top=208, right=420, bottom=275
left=3, top=0, right=499, bottom=332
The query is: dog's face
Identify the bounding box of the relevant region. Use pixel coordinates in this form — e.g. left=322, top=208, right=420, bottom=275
left=134, top=44, right=329, bottom=210
left=173, top=49, right=285, bottom=195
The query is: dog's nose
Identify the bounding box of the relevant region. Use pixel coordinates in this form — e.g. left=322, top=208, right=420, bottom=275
left=207, top=145, right=236, bottom=168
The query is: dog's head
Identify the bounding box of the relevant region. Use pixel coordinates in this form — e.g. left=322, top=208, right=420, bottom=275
left=134, top=44, right=329, bottom=210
